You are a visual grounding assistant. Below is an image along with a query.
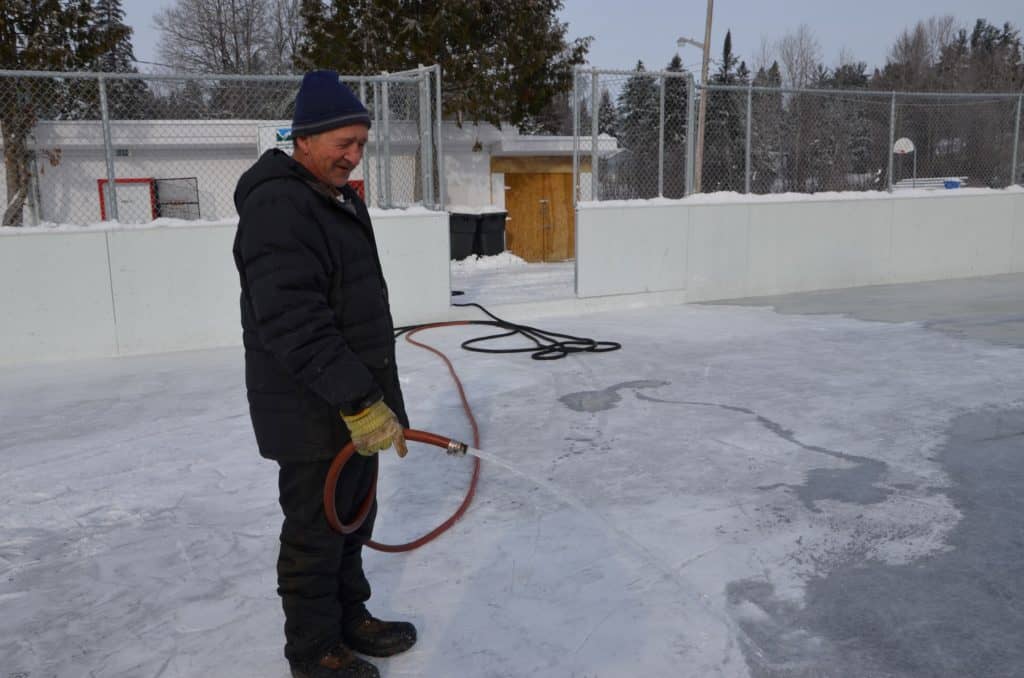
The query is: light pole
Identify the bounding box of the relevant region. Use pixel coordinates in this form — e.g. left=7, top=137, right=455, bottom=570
left=678, top=0, right=713, bottom=193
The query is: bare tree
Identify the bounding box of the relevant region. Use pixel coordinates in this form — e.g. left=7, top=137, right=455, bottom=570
left=837, top=46, right=858, bottom=69
left=154, top=0, right=302, bottom=74
left=886, top=15, right=959, bottom=89
left=889, top=22, right=932, bottom=85
left=754, top=36, right=776, bottom=74
left=777, top=24, right=822, bottom=88
left=925, top=15, right=957, bottom=59
left=266, top=0, right=304, bottom=74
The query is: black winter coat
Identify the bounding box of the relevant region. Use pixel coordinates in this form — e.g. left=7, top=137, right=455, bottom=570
left=232, top=149, right=409, bottom=461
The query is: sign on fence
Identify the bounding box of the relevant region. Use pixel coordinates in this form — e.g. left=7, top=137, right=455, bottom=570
left=257, top=125, right=294, bottom=156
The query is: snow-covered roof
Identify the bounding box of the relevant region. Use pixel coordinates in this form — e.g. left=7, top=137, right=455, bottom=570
left=17, top=119, right=614, bottom=155
left=29, top=119, right=272, bottom=149
left=494, top=133, right=618, bottom=157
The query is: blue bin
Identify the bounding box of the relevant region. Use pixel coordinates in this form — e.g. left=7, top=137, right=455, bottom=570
left=943, top=179, right=961, bottom=189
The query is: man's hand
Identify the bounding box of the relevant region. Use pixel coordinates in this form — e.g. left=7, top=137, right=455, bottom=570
left=340, top=400, right=408, bottom=458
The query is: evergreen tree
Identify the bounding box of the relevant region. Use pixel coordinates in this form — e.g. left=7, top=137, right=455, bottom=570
left=663, top=53, right=689, bottom=197
left=821, top=61, right=874, bottom=189
left=93, top=0, right=134, bottom=72
left=713, top=30, right=740, bottom=85
left=736, top=60, right=750, bottom=84
left=613, top=61, right=659, bottom=198
left=875, top=17, right=1023, bottom=186
left=150, top=79, right=211, bottom=119
left=1, top=0, right=111, bottom=225
left=88, top=0, right=152, bottom=119
left=703, top=31, right=745, bottom=191
left=598, top=88, right=617, bottom=136
left=519, top=89, right=583, bottom=136
left=832, top=61, right=869, bottom=88
left=749, top=61, right=783, bottom=192
left=298, top=0, right=591, bottom=127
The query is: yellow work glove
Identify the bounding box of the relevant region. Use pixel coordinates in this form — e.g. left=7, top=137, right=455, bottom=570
left=341, top=400, right=408, bottom=458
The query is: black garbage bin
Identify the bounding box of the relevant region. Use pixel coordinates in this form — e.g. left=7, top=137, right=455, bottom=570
left=449, top=213, right=478, bottom=260
left=476, top=211, right=508, bottom=256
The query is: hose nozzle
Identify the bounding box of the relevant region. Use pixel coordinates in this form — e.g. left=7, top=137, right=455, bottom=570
left=446, top=439, right=469, bottom=457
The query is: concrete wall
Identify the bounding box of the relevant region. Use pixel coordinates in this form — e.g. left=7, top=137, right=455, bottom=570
left=577, top=190, right=1024, bottom=301
left=0, top=210, right=449, bottom=366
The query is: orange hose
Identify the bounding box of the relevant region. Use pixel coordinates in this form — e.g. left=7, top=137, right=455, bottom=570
left=323, top=322, right=482, bottom=552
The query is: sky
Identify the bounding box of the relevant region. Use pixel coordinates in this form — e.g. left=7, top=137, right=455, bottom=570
left=558, top=0, right=1024, bottom=73
left=121, top=0, right=1024, bottom=74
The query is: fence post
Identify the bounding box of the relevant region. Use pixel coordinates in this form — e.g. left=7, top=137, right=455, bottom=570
left=382, top=77, right=392, bottom=208
left=744, top=82, right=753, bottom=194
left=572, top=67, right=580, bottom=205
left=887, top=91, right=896, bottom=193
left=418, top=69, right=434, bottom=207
left=658, top=75, right=665, bottom=197
left=359, top=79, right=372, bottom=207
left=373, top=81, right=383, bottom=209
left=435, top=65, right=446, bottom=209
left=590, top=68, right=600, bottom=201
left=98, top=75, right=119, bottom=221
left=685, top=74, right=696, bottom=196
left=1012, top=93, right=1022, bottom=187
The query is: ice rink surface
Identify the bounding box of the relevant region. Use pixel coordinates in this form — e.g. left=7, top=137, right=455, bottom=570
left=3, top=272, right=1024, bottom=678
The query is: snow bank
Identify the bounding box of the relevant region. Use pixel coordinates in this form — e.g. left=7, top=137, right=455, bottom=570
left=450, top=251, right=529, bottom=273
left=369, top=205, right=444, bottom=217
left=0, top=205, right=447, bottom=235
left=0, top=216, right=238, bottom=236
left=445, top=204, right=508, bottom=214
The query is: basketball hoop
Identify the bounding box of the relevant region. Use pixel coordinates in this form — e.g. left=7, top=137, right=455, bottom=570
left=893, top=137, right=917, bottom=187
left=893, top=137, right=915, bottom=155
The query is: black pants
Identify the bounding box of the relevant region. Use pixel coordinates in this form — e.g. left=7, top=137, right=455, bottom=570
left=276, top=453, right=378, bottom=663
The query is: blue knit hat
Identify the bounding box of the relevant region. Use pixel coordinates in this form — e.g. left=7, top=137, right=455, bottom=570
left=291, top=70, right=371, bottom=137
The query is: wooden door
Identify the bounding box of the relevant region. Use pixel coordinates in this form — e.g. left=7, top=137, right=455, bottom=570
left=504, top=173, right=575, bottom=262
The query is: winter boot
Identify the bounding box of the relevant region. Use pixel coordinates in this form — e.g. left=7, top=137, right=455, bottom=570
left=342, top=612, right=417, bottom=657
left=289, top=641, right=380, bottom=678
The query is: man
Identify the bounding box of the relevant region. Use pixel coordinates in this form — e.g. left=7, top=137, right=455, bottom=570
left=233, top=70, right=416, bottom=678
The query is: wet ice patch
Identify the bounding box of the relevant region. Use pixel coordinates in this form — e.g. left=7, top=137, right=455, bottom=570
left=729, top=407, right=1024, bottom=678
left=558, top=380, right=670, bottom=412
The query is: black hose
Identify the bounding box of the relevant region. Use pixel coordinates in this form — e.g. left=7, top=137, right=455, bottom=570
left=394, top=302, right=621, bottom=361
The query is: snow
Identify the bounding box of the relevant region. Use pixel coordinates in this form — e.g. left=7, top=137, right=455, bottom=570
left=369, top=205, right=443, bottom=217
left=451, top=254, right=574, bottom=305
left=0, top=216, right=238, bottom=235
left=444, top=204, right=508, bottom=214
left=0, top=207, right=445, bottom=235
left=451, top=251, right=530, bottom=272
left=5, top=273, right=1024, bottom=677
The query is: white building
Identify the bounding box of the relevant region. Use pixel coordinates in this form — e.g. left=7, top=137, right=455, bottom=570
left=5, top=119, right=616, bottom=261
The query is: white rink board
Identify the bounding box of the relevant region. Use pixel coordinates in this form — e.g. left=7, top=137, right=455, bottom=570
left=575, top=203, right=689, bottom=297
left=106, top=226, right=241, bottom=355
left=1, top=211, right=450, bottom=365
left=0, top=232, right=117, bottom=364
left=369, top=210, right=451, bottom=326
left=577, top=190, right=1024, bottom=302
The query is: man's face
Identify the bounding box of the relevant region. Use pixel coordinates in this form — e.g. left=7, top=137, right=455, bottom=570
left=295, top=124, right=369, bottom=187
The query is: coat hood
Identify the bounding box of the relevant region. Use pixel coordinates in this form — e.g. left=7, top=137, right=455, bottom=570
left=234, top=149, right=311, bottom=214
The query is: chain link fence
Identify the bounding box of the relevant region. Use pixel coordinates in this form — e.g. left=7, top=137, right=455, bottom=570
left=0, top=67, right=443, bottom=227
left=574, top=68, right=693, bottom=201
left=574, top=66, right=1024, bottom=202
